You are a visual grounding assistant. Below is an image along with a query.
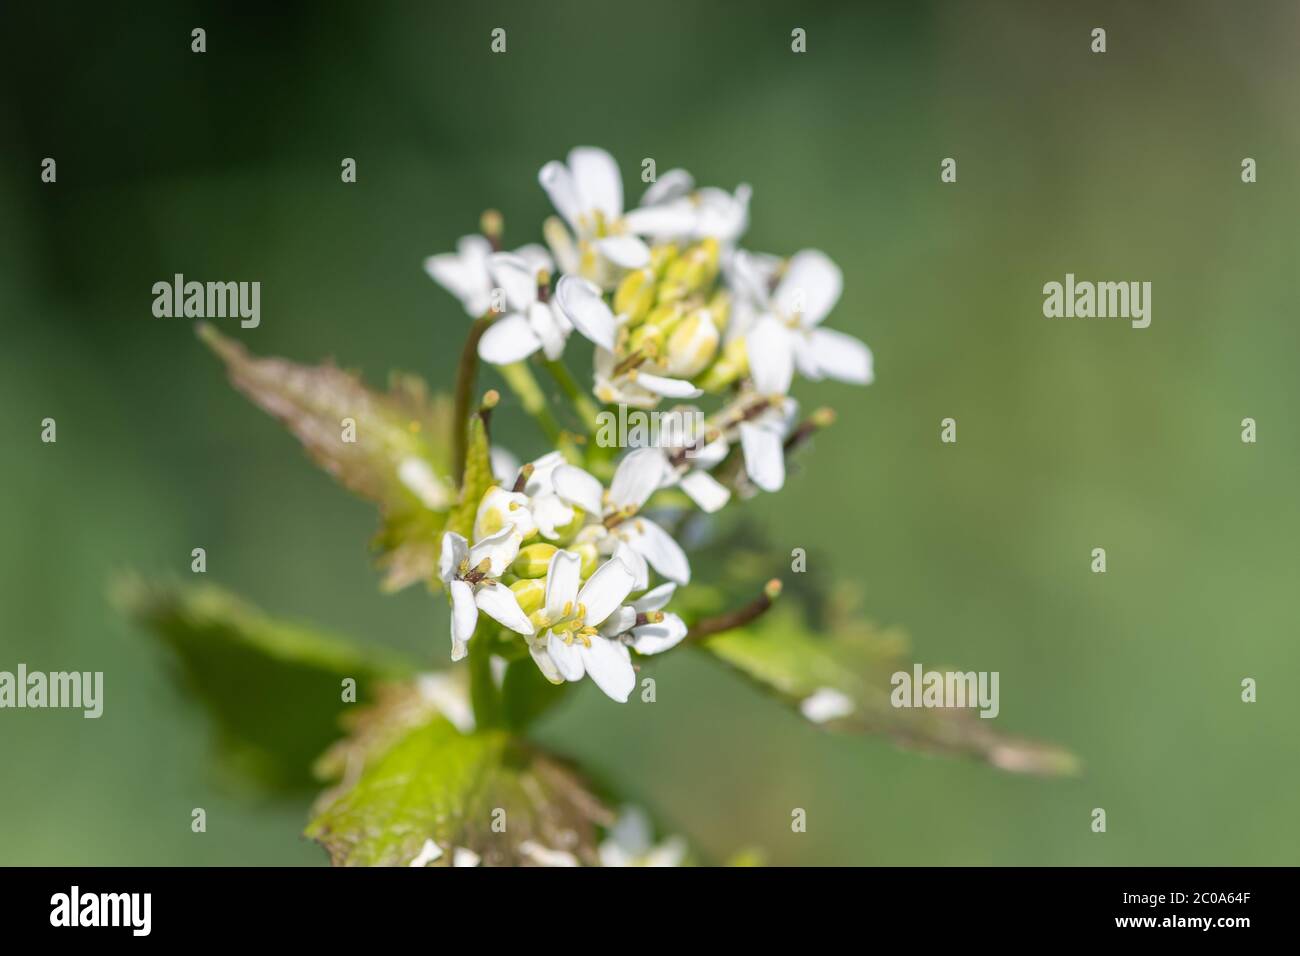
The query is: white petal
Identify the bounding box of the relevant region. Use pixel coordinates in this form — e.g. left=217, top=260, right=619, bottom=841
left=693, top=436, right=730, bottom=469
left=746, top=316, right=794, bottom=396
left=544, top=549, right=582, bottom=619
left=423, top=235, right=493, bottom=315
left=680, top=470, right=730, bottom=513
left=409, top=839, right=444, bottom=867
left=739, top=422, right=785, bottom=493
left=639, top=168, right=694, bottom=206
left=577, top=558, right=636, bottom=626
left=528, top=640, right=564, bottom=684
left=539, top=160, right=582, bottom=229
left=524, top=450, right=567, bottom=494
left=468, top=526, right=522, bottom=577
left=622, top=201, right=698, bottom=238
left=518, top=840, right=580, bottom=867
left=580, top=636, right=636, bottom=702
left=439, top=532, right=469, bottom=584
left=511, top=244, right=554, bottom=277
left=599, top=606, right=637, bottom=637
left=488, top=253, right=541, bottom=311
left=474, top=582, right=534, bottom=635
left=547, top=632, right=586, bottom=681
left=490, top=446, right=520, bottom=486
left=624, top=517, right=691, bottom=585
left=452, top=847, right=481, bottom=868
left=803, top=327, right=874, bottom=385
left=694, top=184, right=751, bottom=242
left=610, top=447, right=666, bottom=511
left=530, top=302, right=568, bottom=361
left=449, top=580, right=478, bottom=660
left=800, top=687, right=856, bottom=724
left=773, top=249, right=842, bottom=327
left=531, top=492, right=576, bottom=540
left=556, top=275, right=617, bottom=351
left=474, top=486, right=535, bottom=541
left=568, top=146, right=623, bottom=220
left=633, top=582, right=676, bottom=612
left=553, top=464, right=605, bottom=515
left=727, top=249, right=780, bottom=306
left=613, top=540, right=649, bottom=592
left=478, top=313, right=542, bottom=364
left=632, top=371, right=703, bottom=399
left=595, top=235, right=651, bottom=270
left=630, top=613, right=688, bottom=655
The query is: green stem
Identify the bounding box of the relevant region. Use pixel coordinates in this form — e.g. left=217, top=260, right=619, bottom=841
left=543, top=359, right=601, bottom=432
left=468, top=627, right=503, bottom=729
left=452, top=314, right=494, bottom=485
left=498, top=361, right=563, bottom=446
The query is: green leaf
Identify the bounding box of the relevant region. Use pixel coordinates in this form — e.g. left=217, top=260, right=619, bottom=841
left=445, top=412, right=494, bottom=540
left=198, top=323, right=455, bottom=592
left=700, top=592, right=1081, bottom=777
left=115, top=576, right=417, bottom=790
left=307, top=711, right=610, bottom=866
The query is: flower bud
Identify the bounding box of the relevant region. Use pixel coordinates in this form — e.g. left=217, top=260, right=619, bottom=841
left=571, top=541, right=600, bottom=578
left=510, top=577, right=546, bottom=614
left=613, top=268, right=657, bottom=325
left=697, top=334, right=749, bottom=391
left=511, top=542, right=558, bottom=579
left=649, top=242, right=678, bottom=278
left=665, top=308, right=720, bottom=378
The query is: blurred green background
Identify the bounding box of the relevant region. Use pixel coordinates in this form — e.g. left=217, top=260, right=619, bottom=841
left=2, top=0, right=1297, bottom=865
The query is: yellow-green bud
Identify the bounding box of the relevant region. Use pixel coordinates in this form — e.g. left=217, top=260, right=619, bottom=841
left=549, top=506, right=586, bottom=544
left=649, top=242, right=678, bottom=278
left=511, top=542, right=558, bottom=579
left=628, top=322, right=667, bottom=361
left=697, top=334, right=749, bottom=391
left=614, top=268, right=656, bottom=325
left=665, top=308, right=721, bottom=378
left=572, top=541, right=600, bottom=578
left=510, top=578, right=546, bottom=615
left=707, top=288, right=731, bottom=326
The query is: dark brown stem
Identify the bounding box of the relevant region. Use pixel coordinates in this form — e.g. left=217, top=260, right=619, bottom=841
left=784, top=407, right=836, bottom=454
left=688, top=579, right=782, bottom=641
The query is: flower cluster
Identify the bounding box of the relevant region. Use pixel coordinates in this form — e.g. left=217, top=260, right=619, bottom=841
left=428, top=147, right=873, bottom=701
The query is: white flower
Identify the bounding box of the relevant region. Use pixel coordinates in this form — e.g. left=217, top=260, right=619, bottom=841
left=539, top=147, right=698, bottom=285
left=531, top=550, right=638, bottom=702
left=598, top=807, right=687, bottom=867
left=473, top=486, right=537, bottom=542
left=554, top=275, right=619, bottom=352
left=438, top=529, right=533, bottom=661
left=647, top=412, right=732, bottom=514
left=731, top=249, right=873, bottom=385
left=593, top=346, right=704, bottom=409
left=552, top=448, right=692, bottom=584
left=599, top=583, right=688, bottom=655
left=734, top=317, right=802, bottom=493
left=625, top=172, right=752, bottom=247
left=424, top=235, right=550, bottom=317
left=476, top=251, right=576, bottom=364
left=551, top=275, right=703, bottom=407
